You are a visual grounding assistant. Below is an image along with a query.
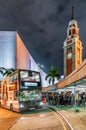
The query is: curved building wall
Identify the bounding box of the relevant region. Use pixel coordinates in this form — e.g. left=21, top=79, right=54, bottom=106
left=0, top=31, right=48, bottom=87
left=16, top=33, right=30, bottom=69
left=16, top=33, right=48, bottom=87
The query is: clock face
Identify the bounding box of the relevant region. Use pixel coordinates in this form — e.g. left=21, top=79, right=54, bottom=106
left=67, top=52, right=72, bottom=59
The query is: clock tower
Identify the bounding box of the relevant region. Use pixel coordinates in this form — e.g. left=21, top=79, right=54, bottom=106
left=63, top=7, right=83, bottom=77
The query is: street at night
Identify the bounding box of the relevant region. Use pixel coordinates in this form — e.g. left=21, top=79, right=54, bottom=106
left=0, top=1, right=86, bottom=130
left=0, top=106, right=86, bottom=130
left=0, top=107, right=70, bottom=130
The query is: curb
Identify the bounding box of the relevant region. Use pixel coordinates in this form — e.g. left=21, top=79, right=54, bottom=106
left=49, top=106, right=74, bottom=130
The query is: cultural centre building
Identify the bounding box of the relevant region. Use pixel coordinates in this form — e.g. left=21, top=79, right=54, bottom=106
left=0, top=31, right=48, bottom=87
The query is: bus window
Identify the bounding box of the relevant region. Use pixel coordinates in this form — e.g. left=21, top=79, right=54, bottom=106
left=9, top=75, right=14, bottom=83
left=9, top=73, right=18, bottom=83
left=28, top=71, right=33, bottom=77
left=20, top=71, right=40, bottom=82
left=14, top=73, right=18, bottom=81
left=20, top=71, right=41, bottom=89
left=14, top=91, right=18, bottom=100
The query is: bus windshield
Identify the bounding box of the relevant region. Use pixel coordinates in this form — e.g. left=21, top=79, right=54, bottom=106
left=20, top=70, right=41, bottom=88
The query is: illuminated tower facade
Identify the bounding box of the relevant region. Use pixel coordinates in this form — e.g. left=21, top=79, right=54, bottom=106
left=63, top=7, right=83, bottom=77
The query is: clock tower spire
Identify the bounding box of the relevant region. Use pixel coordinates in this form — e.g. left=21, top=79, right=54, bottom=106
left=71, top=6, right=74, bottom=20
left=63, top=7, right=83, bottom=77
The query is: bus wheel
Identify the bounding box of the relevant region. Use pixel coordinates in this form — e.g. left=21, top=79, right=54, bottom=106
left=10, top=104, right=13, bottom=111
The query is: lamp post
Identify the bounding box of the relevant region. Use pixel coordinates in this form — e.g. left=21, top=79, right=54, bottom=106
left=74, top=85, right=80, bottom=112
left=74, top=86, right=76, bottom=111
left=37, top=63, right=44, bottom=70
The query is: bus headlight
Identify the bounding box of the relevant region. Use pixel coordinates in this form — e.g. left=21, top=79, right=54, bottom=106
left=39, top=101, right=44, bottom=106
left=20, top=103, right=24, bottom=108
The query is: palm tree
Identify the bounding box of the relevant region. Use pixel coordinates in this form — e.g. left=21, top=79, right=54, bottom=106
left=45, top=66, right=60, bottom=85
left=0, top=67, right=15, bottom=77
left=0, top=69, right=3, bottom=75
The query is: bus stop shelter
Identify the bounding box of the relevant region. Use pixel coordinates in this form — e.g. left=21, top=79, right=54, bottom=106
left=57, top=59, right=86, bottom=110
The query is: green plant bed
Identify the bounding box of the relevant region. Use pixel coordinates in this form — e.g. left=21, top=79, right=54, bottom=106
left=75, top=109, right=80, bottom=112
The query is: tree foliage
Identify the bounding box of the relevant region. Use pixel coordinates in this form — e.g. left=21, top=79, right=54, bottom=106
left=45, top=66, right=60, bottom=85
left=0, top=67, right=15, bottom=77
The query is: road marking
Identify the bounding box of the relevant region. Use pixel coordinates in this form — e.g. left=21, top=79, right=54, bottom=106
left=53, top=111, right=67, bottom=130
left=57, top=111, right=74, bottom=130
left=49, top=106, right=74, bottom=130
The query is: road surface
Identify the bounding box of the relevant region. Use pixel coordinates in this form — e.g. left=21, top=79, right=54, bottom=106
left=0, top=107, right=71, bottom=130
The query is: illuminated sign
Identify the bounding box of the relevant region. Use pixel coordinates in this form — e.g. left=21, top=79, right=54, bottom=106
left=9, top=85, right=17, bottom=91
left=24, top=82, right=38, bottom=87
left=9, top=82, right=17, bottom=91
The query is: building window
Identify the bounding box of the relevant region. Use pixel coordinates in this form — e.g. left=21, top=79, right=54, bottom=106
left=73, top=29, right=75, bottom=34
left=67, top=46, right=72, bottom=53
left=72, top=24, right=75, bottom=27
left=69, top=30, right=71, bottom=35
left=69, top=47, right=72, bottom=51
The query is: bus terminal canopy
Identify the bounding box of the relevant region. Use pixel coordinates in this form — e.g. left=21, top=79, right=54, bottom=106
left=42, top=84, right=57, bottom=92
left=57, top=59, right=86, bottom=89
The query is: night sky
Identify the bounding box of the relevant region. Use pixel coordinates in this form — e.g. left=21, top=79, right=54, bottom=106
left=0, top=0, right=86, bottom=75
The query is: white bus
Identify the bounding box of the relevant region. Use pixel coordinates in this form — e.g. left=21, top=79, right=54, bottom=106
left=0, top=69, right=42, bottom=112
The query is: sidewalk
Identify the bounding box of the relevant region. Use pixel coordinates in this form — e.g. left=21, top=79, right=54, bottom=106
left=51, top=105, right=86, bottom=130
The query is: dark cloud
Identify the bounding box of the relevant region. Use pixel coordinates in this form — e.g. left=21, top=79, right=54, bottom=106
left=0, top=0, right=86, bottom=75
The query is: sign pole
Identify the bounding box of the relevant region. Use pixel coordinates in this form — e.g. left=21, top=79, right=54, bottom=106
left=74, top=86, right=76, bottom=111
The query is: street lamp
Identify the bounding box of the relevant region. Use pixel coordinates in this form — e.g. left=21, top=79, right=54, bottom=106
left=37, top=63, right=44, bottom=69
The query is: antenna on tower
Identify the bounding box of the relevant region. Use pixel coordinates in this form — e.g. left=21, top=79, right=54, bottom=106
left=71, top=6, right=74, bottom=20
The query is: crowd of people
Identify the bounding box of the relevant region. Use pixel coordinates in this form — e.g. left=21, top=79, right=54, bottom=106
left=46, top=92, right=86, bottom=107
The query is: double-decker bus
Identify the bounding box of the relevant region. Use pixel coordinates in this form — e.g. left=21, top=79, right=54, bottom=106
left=0, top=69, right=42, bottom=112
